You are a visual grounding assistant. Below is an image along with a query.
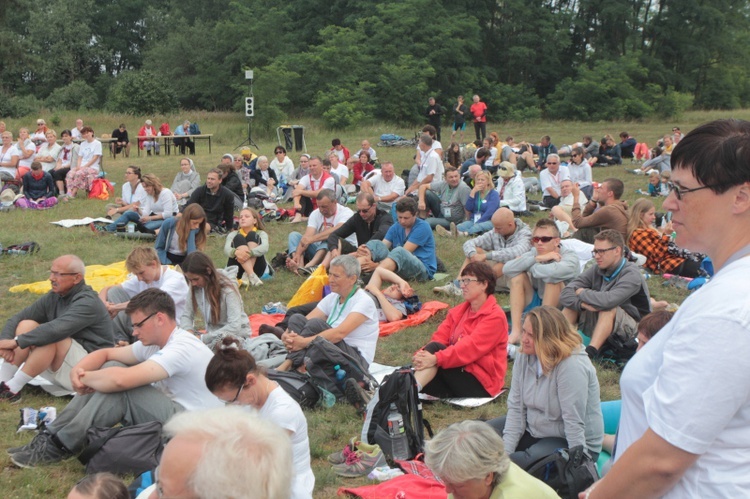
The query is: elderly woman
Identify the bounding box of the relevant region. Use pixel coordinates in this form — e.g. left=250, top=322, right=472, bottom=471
left=171, top=157, right=200, bottom=207
left=488, top=306, right=603, bottom=470
left=15, top=127, right=36, bottom=177
left=52, top=129, right=78, bottom=194
left=0, top=131, right=19, bottom=181
left=496, top=161, right=527, bottom=215
left=627, top=198, right=703, bottom=277
left=64, top=126, right=101, bottom=200
left=180, top=251, right=251, bottom=351
left=36, top=129, right=61, bottom=172
left=352, top=151, right=374, bottom=186
left=102, top=174, right=178, bottom=234
left=250, top=155, right=279, bottom=199
left=412, top=262, right=507, bottom=398
left=278, top=255, right=379, bottom=410
left=270, top=145, right=295, bottom=183
left=425, top=420, right=559, bottom=498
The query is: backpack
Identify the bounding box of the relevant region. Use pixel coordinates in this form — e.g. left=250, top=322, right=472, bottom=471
left=403, top=295, right=422, bottom=315
left=303, top=336, right=377, bottom=400
left=2, top=241, right=40, bottom=255
left=526, top=445, right=599, bottom=499
left=88, top=178, right=114, bottom=200
left=266, top=369, right=321, bottom=409
left=189, top=123, right=201, bottom=135
left=361, top=367, right=432, bottom=462
left=78, top=421, right=164, bottom=476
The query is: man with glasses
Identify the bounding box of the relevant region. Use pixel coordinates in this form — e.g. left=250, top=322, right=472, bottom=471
left=560, top=229, right=650, bottom=360
left=504, top=219, right=580, bottom=350
left=325, top=192, right=392, bottom=268
left=0, top=255, right=113, bottom=402
left=434, top=208, right=532, bottom=296
left=7, top=288, right=222, bottom=468
left=539, top=153, right=570, bottom=208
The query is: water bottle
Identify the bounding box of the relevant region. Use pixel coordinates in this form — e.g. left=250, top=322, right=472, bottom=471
left=334, top=364, right=347, bottom=390
left=387, top=403, right=410, bottom=461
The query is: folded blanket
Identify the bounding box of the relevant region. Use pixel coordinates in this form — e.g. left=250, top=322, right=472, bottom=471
left=10, top=261, right=129, bottom=294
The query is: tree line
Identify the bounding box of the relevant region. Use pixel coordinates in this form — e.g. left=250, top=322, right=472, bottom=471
left=1, top=0, right=748, bottom=130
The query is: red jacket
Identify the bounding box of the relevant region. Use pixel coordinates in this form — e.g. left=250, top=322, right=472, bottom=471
left=352, top=162, right=374, bottom=185
left=329, top=146, right=350, bottom=163
left=428, top=294, right=508, bottom=395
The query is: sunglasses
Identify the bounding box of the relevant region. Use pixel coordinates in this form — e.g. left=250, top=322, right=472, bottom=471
left=531, top=236, right=555, bottom=243
left=358, top=206, right=373, bottom=213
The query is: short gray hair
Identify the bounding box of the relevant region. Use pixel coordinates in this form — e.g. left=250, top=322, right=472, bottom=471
left=316, top=188, right=337, bottom=203
left=163, top=407, right=292, bottom=499
left=420, top=134, right=433, bottom=147
left=330, top=254, right=361, bottom=279
left=547, top=153, right=560, bottom=163
left=424, top=420, right=509, bottom=488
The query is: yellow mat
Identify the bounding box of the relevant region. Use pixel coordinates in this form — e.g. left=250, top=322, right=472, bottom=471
left=9, top=261, right=130, bottom=294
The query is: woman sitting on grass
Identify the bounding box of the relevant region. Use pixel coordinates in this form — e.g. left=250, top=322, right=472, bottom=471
left=627, top=198, right=703, bottom=277
left=180, top=251, right=251, bottom=350
left=487, top=305, right=603, bottom=470
left=225, top=207, right=271, bottom=287
left=155, top=203, right=207, bottom=266
left=171, top=157, right=200, bottom=207
left=205, top=336, right=315, bottom=499
left=103, top=174, right=178, bottom=234
left=17, top=161, right=57, bottom=209
left=412, top=262, right=507, bottom=399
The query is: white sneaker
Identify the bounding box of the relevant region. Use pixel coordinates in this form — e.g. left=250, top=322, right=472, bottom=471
left=433, top=281, right=462, bottom=296
left=247, top=273, right=263, bottom=286
left=507, top=344, right=518, bottom=361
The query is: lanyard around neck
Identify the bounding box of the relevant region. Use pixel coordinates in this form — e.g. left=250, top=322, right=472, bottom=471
left=327, top=286, right=358, bottom=326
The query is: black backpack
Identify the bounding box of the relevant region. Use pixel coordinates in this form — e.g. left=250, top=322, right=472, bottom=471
left=361, top=367, right=432, bottom=462
left=266, top=369, right=321, bottom=409
left=526, top=445, right=599, bottom=499
left=303, top=336, right=377, bottom=400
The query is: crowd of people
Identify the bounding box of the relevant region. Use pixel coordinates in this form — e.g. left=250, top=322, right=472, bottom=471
left=1, top=115, right=745, bottom=499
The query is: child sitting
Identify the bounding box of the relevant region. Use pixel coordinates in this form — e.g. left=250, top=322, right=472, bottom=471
left=647, top=170, right=671, bottom=197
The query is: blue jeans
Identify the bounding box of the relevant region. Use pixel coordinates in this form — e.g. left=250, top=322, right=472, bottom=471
left=288, top=231, right=326, bottom=263
left=387, top=246, right=429, bottom=281
left=105, top=210, right=164, bottom=232
left=456, top=219, right=493, bottom=235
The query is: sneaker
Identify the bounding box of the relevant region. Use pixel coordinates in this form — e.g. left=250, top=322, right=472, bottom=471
left=7, top=430, right=48, bottom=456
left=433, top=281, right=462, bottom=297
left=247, top=273, right=263, bottom=286
left=449, top=222, right=458, bottom=238
left=0, top=382, right=21, bottom=403
left=435, top=225, right=452, bottom=238
left=298, top=265, right=318, bottom=276
left=344, top=378, right=372, bottom=416
left=10, top=432, right=71, bottom=468
left=327, top=437, right=380, bottom=465
left=332, top=444, right=386, bottom=477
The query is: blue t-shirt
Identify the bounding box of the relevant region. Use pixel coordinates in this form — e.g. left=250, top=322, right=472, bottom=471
left=385, top=218, right=437, bottom=277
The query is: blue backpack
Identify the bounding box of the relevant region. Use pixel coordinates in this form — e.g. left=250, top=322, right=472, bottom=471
left=188, top=123, right=201, bottom=135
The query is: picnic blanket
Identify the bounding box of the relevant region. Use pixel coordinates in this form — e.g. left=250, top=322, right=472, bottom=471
left=9, top=260, right=129, bottom=294
left=248, top=300, right=450, bottom=338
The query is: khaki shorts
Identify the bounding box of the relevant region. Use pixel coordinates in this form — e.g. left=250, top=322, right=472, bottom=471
left=495, top=274, right=511, bottom=293
left=579, top=307, right=638, bottom=343
left=38, top=339, right=88, bottom=391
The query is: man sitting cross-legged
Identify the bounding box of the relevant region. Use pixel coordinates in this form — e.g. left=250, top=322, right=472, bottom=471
left=433, top=207, right=532, bottom=296
left=98, top=247, right=189, bottom=345
left=503, top=219, right=580, bottom=349
left=559, top=229, right=651, bottom=359
left=0, top=255, right=113, bottom=402
left=8, top=288, right=222, bottom=468
left=285, top=188, right=354, bottom=275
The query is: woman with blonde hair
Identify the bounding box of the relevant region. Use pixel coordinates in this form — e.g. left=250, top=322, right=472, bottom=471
left=439, top=170, right=499, bottom=237
left=627, top=197, right=702, bottom=277
left=488, top=305, right=603, bottom=470
left=102, top=173, right=178, bottom=234
left=155, top=203, right=207, bottom=266
left=425, top=420, right=558, bottom=498
left=225, top=207, right=271, bottom=287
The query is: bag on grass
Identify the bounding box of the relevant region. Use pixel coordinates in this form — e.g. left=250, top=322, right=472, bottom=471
left=361, top=367, right=432, bottom=461
left=287, top=265, right=328, bottom=308
left=3, top=241, right=40, bottom=255
left=526, top=445, right=599, bottom=499
left=267, top=369, right=321, bottom=409
left=78, top=421, right=164, bottom=476
left=304, top=336, right=377, bottom=400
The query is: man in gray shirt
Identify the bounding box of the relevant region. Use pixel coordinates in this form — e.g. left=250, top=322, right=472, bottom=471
left=417, top=167, right=470, bottom=230
left=0, top=255, right=113, bottom=402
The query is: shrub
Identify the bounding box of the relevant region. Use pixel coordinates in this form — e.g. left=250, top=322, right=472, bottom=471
left=107, top=70, right=178, bottom=115
left=0, top=93, right=44, bottom=118
left=45, top=81, right=99, bottom=110
left=315, top=83, right=376, bottom=130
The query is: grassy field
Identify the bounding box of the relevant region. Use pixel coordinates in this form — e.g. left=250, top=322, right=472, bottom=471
left=0, top=109, right=741, bottom=497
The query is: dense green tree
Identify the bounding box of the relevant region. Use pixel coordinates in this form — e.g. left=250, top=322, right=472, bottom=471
left=107, top=70, right=178, bottom=115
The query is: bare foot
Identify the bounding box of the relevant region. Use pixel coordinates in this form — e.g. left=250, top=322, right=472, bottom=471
left=285, top=258, right=301, bottom=275
left=650, top=298, right=669, bottom=311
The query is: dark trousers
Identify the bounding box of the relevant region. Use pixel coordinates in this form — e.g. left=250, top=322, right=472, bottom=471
left=275, top=302, right=318, bottom=331
left=226, top=231, right=268, bottom=278
left=474, top=121, right=487, bottom=141
left=285, top=314, right=366, bottom=369
left=421, top=342, right=490, bottom=398
left=542, top=196, right=561, bottom=209
left=326, top=234, right=358, bottom=254
left=174, top=137, right=195, bottom=155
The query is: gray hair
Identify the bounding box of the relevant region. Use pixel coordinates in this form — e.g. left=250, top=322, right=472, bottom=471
left=330, top=254, right=361, bottom=279
left=163, top=407, right=292, bottom=499
left=424, top=420, right=509, bottom=488
left=257, top=155, right=269, bottom=166
left=420, top=134, right=433, bottom=147
left=547, top=153, right=561, bottom=163
left=316, top=188, right=337, bottom=203
left=356, top=191, right=375, bottom=206
left=59, top=255, right=86, bottom=276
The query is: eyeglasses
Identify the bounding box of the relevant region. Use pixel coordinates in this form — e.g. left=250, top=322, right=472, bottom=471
left=571, top=153, right=580, bottom=157
left=669, top=183, right=724, bottom=201
left=458, top=278, right=479, bottom=287
left=154, top=466, right=164, bottom=498
left=220, top=383, right=245, bottom=405
left=591, top=246, right=618, bottom=257
left=531, top=236, right=555, bottom=243
left=49, top=270, right=79, bottom=277
left=132, top=312, right=157, bottom=329
left=546, top=162, right=559, bottom=165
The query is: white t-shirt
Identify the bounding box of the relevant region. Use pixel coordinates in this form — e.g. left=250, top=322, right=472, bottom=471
left=307, top=204, right=356, bottom=245
left=557, top=191, right=588, bottom=216
left=71, top=127, right=82, bottom=140
left=417, top=149, right=442, bottom=183
left=77, top=139, right=102, bottom=171
left=257, top=387, right=315, bottom=499
left=120, top=267, right=189, bottom=321
left=58, top=144, right=78, bottom=169
left=37, top=142, right=61, bottom=172
left=369, top=174, right=406, bottom=204
left=567, top=161, right=592, bottom=188
left=122, top=182, right=148, bottom=207
left=316, top=288, right=379, bottom=363
left=140, top=188, right=179, bottom=219
left=298, top=173, right=336, bottom=192
left=131, top=328, right=223, bottom=411
left=485, top=146, right=498, bottom=167
left=16, top=139, right=36, bottom=168
left=332, top=165, right=349, bottom=182
left=0, top=144, right=19, bottom=177
left=616, top=255, right=750, bottom=497
left=539, top=165, right=570, bottom=197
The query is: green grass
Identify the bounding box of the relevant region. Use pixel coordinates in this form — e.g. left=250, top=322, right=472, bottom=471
left=0, top=109, right=734, bottom=497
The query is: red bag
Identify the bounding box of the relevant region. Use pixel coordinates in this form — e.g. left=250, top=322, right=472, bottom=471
left=88, top=178, right=114, bottom=200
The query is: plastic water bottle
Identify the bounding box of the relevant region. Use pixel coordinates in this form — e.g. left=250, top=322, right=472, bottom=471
left=387, top=403, right=410, bottom=461
left=334, top=364, right=347, bottom=390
